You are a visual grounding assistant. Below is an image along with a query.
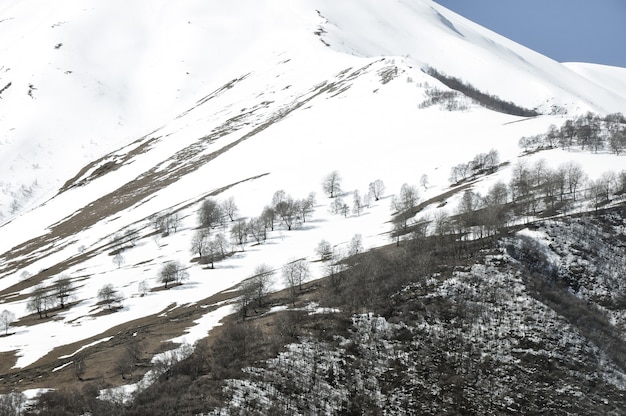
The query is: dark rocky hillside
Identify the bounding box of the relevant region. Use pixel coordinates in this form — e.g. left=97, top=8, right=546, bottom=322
left=24, top=204, right=626, bottom=415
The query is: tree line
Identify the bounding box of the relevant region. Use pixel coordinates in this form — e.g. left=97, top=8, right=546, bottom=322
left=519, top=112, right=626, bottom=155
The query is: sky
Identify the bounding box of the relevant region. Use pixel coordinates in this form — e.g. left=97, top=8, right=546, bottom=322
left=434, top=0, right=626, bottom=68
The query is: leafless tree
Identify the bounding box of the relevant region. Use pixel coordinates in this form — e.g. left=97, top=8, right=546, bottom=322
left=191, top=228, right=211, bottom=259
left=299, top=193, right=316, bottom=223
left=250, top=264, right=274, bottom=307
left=0, top=310, right=16, bottom=336
left=98, top=284, right=122, bottom=310
left=315, top=239, right=333, bottom=261
left=221, top=197, right=239, bottom=222
left=230, top=219, right=249, bottom=250
left=609, top=127, right=626, bottom=155
left=158, top=261, right=189, bottom=289
left=348, top=234, right=363, bottom=256
left=138, top=279, right=150, bottom=296
left=368, top=179, right=385, bottom=201
left=27, top=284, right=54, bottom=318
left=352, top=190, right=363, bottom=216
left=261, top=206, right=276, bottom=232
left=275, top=196, right=299, bottom=230
left=248, top=217, right=267, bottom=244
left=322, top=170, right=342, bottom=198
left=238, top=265, right=275, bottom=317
left=282, top=259, right=310, bottom=303
left=213, top=233, right=229, bottom=258
left=53, top=275, right=74, bottom=309
left=562, top=161, right=586, bottom=200
left=113, top=253, right=125, bottom=269
left=198, top=198, right=223, bottom=229
left=433, top=210, right=451, bottom=237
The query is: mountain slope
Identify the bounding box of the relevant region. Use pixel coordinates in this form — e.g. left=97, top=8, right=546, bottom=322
left=0, top=0, right=625, bottom=404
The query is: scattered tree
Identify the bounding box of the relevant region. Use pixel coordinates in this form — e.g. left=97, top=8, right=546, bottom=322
left=299, top=193, right=316, bottom=223
left=138, top=279, right=150, bottom=296
left=238, top=265, right=275, bottom=317
left=282, top=259, right=310, bottom=303
left=248, top=217, right=267, bottom=244
left=198, top=198, right=223, bottom=229
left=113, top=252, right=125, bottom=269
left=221, top=197, right=239, bottom=222
left=53, top=275, right=74, bottom=309
left=368, top=179, right=385, bottom=201
left=98, top=284, right=122, bottom=310
left=230, top=219, right=249, bottom=250
left=190, top=228, right=211, bottom=259
left=261, top=206, right=277, bottom=231
left=352, top=190, right=363, bottom=216
left=348, top=234, right=364, bottom=256
left=0, top=310, right=16, bottom=336
left=158, top=261, right=189, bottom=289
left=275, top=195, right=300, bottom=230
left=26, top=285, right=53, bottom=319
left=322, top=171, right=342, bottom=198
left=316, top=239, right=334, bottom=261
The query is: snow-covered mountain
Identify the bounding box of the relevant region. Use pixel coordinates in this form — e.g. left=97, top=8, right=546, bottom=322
left=0, top=0, right=625, bottom=401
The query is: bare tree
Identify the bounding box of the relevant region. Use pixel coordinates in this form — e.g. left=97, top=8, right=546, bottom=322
left=299, top=193, right=316, bottom=223
left=26, top=285, right=53, bottom=319
left=98, top=284, right=122, bottom=310
left=247, top=217, right=267, bottom=244
left=282, top=259, right=310, bottom=303
left=213, top=233, right=229, bottom=258
left=230, top=219, right=249, bottom=250
left=261, top=206, right=277, bottom=232
left=315, top=239, right=333, bottom=261
left=0, top=310, right=16, bottom=336
left=562, top=161, right=586, bottom=200
left=250, top=264, right=274, bottom=308
left=190, top=228, right=211, bottom=259
left=609, top=128, right=626, bottom=155
left=53, top=275, right=74, bottom=309
left=158, top=261, right=189, bottom=289
left=221, top=197, right=239, bottom=222
left=330, top=197, right=346, bottom=215
left=420, top=174, right=429, bottom=190
left=392, top=183, right=419, bottom=213
left=113, top=252, right=125, bottom=269
left=368, top=179, right=386, bottom=201
left=348, top=234, right=363, bottom=256
left=239, top=265, right=275, bottom=317
left=138, top=280, right=150, bottom=296
left=352, top=190, right=363, bottom=216
left=198, top=198, right=223, bottom=229
left=322, top=171, right=342, bottom=198
left=433, top=210, right=451, bottom=237
left=275, top=196, right=300, bottom=230
left=151, top=211, right=180, bottom=236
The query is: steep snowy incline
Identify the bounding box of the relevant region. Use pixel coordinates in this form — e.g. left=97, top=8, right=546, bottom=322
left=0, top=0, right=321, bottom=221
left=563, top=62, right=626, bottom=105
left=317, top=0, right=626, bottom=115
left=1, top=0, right=624, bottom=225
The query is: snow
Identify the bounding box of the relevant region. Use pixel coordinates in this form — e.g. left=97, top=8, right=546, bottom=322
left=0, top=0, right=624, bottom=394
